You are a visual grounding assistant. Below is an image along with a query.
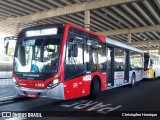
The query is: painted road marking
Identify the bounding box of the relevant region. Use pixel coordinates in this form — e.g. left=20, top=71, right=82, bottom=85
left=60, top=100, right=122, bottom=114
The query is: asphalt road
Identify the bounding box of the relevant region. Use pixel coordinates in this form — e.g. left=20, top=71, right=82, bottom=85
left=0, top=79, right=160, bottom=119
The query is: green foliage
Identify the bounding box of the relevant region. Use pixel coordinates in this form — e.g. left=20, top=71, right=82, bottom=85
left=8, top=47, right=15, bottom=57
left=0, top=54, right=10, bottom=61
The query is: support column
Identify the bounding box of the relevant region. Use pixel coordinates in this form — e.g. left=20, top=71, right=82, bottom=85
left=84, top=10, right=90, bottom=31
left=127, top=33, right=131, bottom=44
left=158, top=49, right=160, bottom=55
left=14, top=23, right=20, bottom=36
left=147, top=42, right=150, bottom=53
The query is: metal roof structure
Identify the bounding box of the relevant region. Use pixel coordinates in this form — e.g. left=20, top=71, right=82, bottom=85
left=0, top=0, right=159, bottom=50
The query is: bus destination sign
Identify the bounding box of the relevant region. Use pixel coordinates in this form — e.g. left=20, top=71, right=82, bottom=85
left=26, top=28, right=58, bottom=37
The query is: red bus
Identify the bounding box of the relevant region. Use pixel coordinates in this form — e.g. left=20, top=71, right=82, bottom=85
left=11, top=23, right=143, bottom=100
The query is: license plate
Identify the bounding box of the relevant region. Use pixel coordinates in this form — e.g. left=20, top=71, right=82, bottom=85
left=28, top=93, right=37, bottom=98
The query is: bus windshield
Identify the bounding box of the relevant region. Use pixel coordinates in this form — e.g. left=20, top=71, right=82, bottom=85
left=13, top=36, right=61, bottom=73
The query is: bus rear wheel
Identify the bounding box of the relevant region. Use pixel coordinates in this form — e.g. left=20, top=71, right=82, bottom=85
left=89, top=78, right=100, bottom=99
left=152, top=72, right=155, bottom=80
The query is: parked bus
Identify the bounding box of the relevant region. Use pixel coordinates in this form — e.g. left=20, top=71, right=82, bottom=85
left=143, top=53, right=160, bottom=80
left=7, top=23, right=143, bottom=100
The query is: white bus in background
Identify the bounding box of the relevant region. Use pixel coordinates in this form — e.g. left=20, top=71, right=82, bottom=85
left=106, top=38, right=143, bottom=88
left=143, top=53, right=160, bottom=80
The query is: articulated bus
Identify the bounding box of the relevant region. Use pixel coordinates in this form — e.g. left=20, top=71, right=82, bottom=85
left=143, top=53, right=160, bottom=80
left=10, top=23, right=143, bottom=100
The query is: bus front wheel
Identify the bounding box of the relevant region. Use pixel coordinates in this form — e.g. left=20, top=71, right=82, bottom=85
left=89, top=78, right=100, bottom=99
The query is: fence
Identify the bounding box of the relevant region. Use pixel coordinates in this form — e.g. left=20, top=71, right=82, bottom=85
left=0, top=71, right=12, bottom=84
left=0, top=62, right=16, bottom=98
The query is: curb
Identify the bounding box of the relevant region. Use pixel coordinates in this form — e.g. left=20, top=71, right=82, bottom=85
left=0, top=95, right=18, bottom=102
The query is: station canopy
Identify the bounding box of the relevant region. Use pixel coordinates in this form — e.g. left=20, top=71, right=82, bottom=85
left=0, top=0, right=159, bottom=51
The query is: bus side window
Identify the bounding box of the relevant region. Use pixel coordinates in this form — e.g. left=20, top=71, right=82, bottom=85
left=115, top=48, right=125, bottom=71
left=87, top=39, right=98, bottom=71
left=150, top=59, right=154, bottom=67
left=97, top=43, right=106, bottom=71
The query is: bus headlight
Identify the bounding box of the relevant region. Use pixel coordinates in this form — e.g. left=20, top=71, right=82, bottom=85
left=53, top=79, right=59, bottom=85
left=13, top=77, right=19, bottom=87
left=47, top=78, right=60, bottom=89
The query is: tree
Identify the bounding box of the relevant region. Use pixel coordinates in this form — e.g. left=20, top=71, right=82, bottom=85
left=8, top=47, right=15, bottom=57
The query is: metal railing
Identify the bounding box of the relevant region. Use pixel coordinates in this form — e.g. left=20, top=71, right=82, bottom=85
left=0, top=62, right=13, bottom=85
left=0, top=70, right=16, bottom=98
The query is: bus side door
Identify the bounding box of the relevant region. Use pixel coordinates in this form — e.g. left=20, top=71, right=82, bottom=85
left=107, top=47, right=114, bottom=87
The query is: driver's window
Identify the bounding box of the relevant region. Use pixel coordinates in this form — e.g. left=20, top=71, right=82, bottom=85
left=65, top=38, right=83, bottom=65
left=64, top=33, right=85, bottom=80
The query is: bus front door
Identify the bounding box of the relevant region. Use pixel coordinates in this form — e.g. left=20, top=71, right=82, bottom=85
left=107, top=47, right=114, bottom=87
left=124, top=50, right=129, bottom=83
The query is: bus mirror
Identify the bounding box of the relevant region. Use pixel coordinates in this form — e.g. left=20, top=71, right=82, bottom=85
left=68, top=44, right=78, bottom=57
left=73, top=44, right=78, bottom=57
left=4, top=36, right=17, bottom=55
left=4, top=41, right=9, bottom=54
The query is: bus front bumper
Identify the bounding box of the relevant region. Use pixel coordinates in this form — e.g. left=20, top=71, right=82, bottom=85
left=13, top=83, right=65, bottom=100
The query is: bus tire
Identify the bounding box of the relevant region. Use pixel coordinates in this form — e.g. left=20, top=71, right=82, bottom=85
left=89, top=78, right=100, bottom=99
left=131, top=74, right=136, bottom=87
left=152, top=72, right=155, bottom=80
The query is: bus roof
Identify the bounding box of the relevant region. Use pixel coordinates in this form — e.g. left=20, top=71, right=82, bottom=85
left=106, top=37, right=143, bottom=53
